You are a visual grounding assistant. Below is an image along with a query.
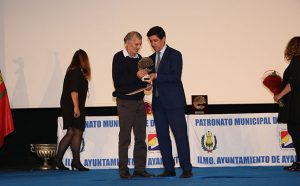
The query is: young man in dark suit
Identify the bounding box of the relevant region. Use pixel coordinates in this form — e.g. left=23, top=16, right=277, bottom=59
left=147, top=26, right=193, bottom=178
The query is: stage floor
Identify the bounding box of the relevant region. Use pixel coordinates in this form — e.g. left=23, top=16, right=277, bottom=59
left=0, top=166, right=299, bottom=186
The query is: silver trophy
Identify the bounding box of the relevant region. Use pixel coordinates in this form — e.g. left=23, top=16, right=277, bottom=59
left=30, top=144, right=57, bottom=170
left=138, top=57, right=153, bottom=82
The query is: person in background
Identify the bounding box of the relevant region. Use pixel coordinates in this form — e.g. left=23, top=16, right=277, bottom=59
left=54, top=49, right=91, bottom=171
left=147, top=26, right=193, bottom=178
left=274, top=36, right=300, bottom=171
left=112, top=31, right=153, bottom=179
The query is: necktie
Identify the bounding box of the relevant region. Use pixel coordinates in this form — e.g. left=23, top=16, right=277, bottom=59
left=155, top=52, right=161, bottom=72
left=155, top=52, right=160, bottom=97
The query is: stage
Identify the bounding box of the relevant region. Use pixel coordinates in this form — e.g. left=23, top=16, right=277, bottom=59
left=1, top=167, right=299, bottom=186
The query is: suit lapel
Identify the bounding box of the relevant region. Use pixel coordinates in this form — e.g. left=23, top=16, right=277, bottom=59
left=150, top=53, right=156, bottom=73
left=157, top=45, right=170, bottom=72
left=160, top=45, right=170, bottom=64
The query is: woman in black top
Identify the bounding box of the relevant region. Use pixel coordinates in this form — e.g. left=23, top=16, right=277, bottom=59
left=274, top=36, right=300, bottom=171
left=54, top=49, right=91, bottom=171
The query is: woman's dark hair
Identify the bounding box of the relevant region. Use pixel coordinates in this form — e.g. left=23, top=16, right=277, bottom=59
left=147, top=26, right=166, bottom=39
left=284, top=36, right=300, bottom=61
left=67, top=49, right=91, bottom=80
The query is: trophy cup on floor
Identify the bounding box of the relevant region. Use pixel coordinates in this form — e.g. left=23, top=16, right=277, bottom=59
left=30, top=144, right=57, bottom=170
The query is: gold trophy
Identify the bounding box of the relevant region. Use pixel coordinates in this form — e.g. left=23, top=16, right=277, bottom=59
left=30, top=144, right=57, bottom=170
left=192, top=95, right=208, bottom=114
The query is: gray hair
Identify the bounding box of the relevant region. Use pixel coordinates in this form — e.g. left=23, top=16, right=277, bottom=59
left=124, top=31, right=142, bottom=43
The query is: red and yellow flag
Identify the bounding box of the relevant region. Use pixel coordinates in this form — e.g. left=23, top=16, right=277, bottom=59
left=0, top=71, right=14, bottom=148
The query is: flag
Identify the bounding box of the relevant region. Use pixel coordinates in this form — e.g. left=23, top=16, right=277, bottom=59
left=0, top=71, right=14, bottom=148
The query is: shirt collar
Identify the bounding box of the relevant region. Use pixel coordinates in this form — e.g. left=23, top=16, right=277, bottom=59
left=123, top=49, right=139, bottom=59
left=158, top=45, right=167, bottom=56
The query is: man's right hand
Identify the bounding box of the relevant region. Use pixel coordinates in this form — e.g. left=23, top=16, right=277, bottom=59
left=137, top=69, right=148, bottom=79
left=145, top=84, right=153, bottom=91
left=149, top=73, right=157, bottom=81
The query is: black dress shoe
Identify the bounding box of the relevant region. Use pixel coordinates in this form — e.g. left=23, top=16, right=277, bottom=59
left=71, top=161, right=89, bottom=171
left=120, top=170, right=132, bottom=179
left=133, top=170, right=154, bottom=177
left=53, top=158, right=69, bottom=170
left=284, top=162, right=300, bottom=171
left=180, top=170, right=193, bottom=178
left=157, top=170, right=176, bottom=177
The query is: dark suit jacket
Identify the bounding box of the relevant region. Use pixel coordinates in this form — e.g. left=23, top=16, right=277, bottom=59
left=150, top=45, right=186, bottom=109
left=279, top=55, right=300, bottom=123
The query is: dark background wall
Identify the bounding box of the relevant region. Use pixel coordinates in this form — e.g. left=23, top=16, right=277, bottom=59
left=0, top=104, right=278, bottom=170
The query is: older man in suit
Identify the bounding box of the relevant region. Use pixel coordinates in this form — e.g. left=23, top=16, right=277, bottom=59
left=147, top=26, right=193, bottom=178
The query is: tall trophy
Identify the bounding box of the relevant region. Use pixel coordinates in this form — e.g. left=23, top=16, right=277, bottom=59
left=30, top=144, right=57, bottom=170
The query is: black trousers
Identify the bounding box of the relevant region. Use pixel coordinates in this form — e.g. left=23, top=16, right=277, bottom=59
left=287, top=122, right=300, bottom=162
left=116, top=99, right=147, bottom=172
